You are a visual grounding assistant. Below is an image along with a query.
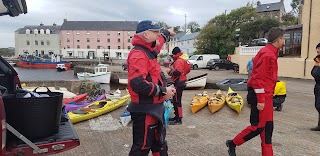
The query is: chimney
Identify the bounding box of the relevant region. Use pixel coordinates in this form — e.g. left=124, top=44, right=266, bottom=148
left=40, top=22, right=44, bottom=26
left=63, top=19, right=67, bottom=23
left=280, top=0, right=284, bottom=3
left=53, top=22, right=57, bottom=26
left=257, top=1, right=261, bottom=6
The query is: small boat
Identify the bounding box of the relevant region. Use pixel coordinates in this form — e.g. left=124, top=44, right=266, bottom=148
left=68, top=94, right=130, bottom=123
left=18, top=54, right=71, bottom=69
left=190, top=91, right=209, bottom=113
left=208, top=90, right=226, bottom=113
left=63, top=93, right=88, bottom=104
left=185, top=73, right=207, bottom=89
left=64, top=94, right=106, bottom=112
left=216, top=78, right=248, bottom=91
left=226, top=87, right=244, bottom=113
left=7, top=61, right=16, bottom=66
left=164, top=100, right=173, bottom=126
left=56, top=64, right=68, bottom=71
left=119, top=106, right=131, bottom=126
left=77, top=64, right=111, bottom=84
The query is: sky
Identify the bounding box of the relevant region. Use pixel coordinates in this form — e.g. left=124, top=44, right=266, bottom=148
left=0, top=0, right=292, bottom=48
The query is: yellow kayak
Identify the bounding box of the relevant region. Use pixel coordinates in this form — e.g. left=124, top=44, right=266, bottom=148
left=190, top=91, right=209, bottom=113
left=68, top=94, right=130, bottom=123
left=208, top=90, right=226, bottom=113
left=226, top=87, right=243, bottom=113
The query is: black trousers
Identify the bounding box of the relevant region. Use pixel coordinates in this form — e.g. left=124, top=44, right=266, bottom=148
left=173, top=82, right=186, bottom=119
left=129, top=113, right=167, bottom=156
left=314, top=84, right=320, bottom=113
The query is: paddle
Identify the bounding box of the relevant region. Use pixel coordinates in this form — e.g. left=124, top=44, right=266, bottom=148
left=167, top=73, right=208, bottom=86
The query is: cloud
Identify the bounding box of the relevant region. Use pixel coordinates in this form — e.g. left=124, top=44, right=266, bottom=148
left=0, top=0, right=292, bottom=47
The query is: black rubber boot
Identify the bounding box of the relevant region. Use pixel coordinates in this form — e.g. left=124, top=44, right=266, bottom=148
left=311, top=114, right=320, bottom=131
left=169, top=118, right=182, bottom=125
left=226, top=140, right=236, bottom=156
left=169, top=116, right=178, bottom=121
left=275, top=105, right=282, bottom=111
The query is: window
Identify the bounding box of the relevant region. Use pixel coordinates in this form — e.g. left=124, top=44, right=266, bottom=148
left=47, top=41, right=50, bottom=46
left=86, top=31, right=90, bottom=35
left=41, top=41, right=44, bottom=45
left=67, top=31, right=70, bottom=35
left=77, top=45, right=80, bottom=49
left=107, top=31, right=110, bottom=35
left=87, top=45, right=90, bottom=49
left=26, top=29, right=30, bottom=34
left=197, top=56, right=203, bottom=61
left=118, top=46, right=121, bottom=49
left=118, top=32, right=121, bottom=36
left=87, top=38, right=90, bottom=42
left=67, top=45, right=70, bottom=49
left=77, top=39, right=80, bottom=42
left=46, top=29, right=50, bottom=34
left=118, top=38, right=121, bottom=43
left=97, top=31, right=100, bottom=35
left=35, top=41, right=38, bottom=45
left=40, top=29, right=44, bottom=34
left=128, top=39, right=131, bottom=43
left=67, top=38, right=70, bottom=42
left=97, top=38, right=100, bottom=42
left=26, top=40, right=30, bottom=45
left=34, top=29, right=38, bottom=34
left=107, top=38, right=110, bottom=42
left=76, top=32, right=80, bottom=35
left=108, top=46, right=110, bottom=49
left=97, top=46, right=100, bottom=49
left=127, top=32, right=131, bottom=35
left=128, top=46, right=131, bottom=50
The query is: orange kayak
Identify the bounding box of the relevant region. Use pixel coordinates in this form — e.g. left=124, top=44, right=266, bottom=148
left=63, top=93, right=88, bottom=104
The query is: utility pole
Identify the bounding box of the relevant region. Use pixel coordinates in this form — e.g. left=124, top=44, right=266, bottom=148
left=184, top=14, right=187, bottom=32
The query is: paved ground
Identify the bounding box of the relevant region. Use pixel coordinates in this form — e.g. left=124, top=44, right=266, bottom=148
left=57, top=67, right=320, bottom=156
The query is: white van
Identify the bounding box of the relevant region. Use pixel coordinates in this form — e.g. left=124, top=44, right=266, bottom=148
left=188, top=54, right=220, bottom=69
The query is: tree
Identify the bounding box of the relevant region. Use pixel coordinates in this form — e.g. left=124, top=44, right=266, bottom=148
left=187, top=21, right=201, bottom=33
left=173, top=26, right=181, bottom=33
left=290, top=0, right=302, bottom=17
left=156, top=21, right=169, bottom=29
left=281, top=13, right=298, bottom=25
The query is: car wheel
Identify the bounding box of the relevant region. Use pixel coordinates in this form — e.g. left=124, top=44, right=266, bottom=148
left=226, top=68, right=230, bottom=70
left=209, top=67, right=212, bottom=70
left=214, top=66, right=219, bottom=70
left=193, top=64, right=198, bottom=70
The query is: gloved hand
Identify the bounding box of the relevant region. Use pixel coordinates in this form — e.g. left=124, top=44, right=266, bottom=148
left=314, top=55, right=320, bottom=62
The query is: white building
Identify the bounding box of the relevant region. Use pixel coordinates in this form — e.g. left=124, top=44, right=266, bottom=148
left=15, top=23, right=61, bottom=57
left=175, top=32, right=200, bottom=56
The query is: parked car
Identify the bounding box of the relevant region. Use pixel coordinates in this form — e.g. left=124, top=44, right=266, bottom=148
left=206, top=59, right=238, bottom=70
left=188, top=54, right=220, bottom=69
left=0, top=1, right=80, bottom=155
left=250, top=38, right=268, bottom=46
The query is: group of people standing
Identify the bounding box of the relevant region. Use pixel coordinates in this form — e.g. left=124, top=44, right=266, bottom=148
left=125, top=20, right=320, bottom=156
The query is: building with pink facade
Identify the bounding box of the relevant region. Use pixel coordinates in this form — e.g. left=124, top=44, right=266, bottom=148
left=60, top=20, right=138, bottom=59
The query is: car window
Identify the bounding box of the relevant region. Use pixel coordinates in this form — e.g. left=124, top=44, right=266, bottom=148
left=189, top=55, right=198, bottom=60
left=197, top=56, right=203, bottom=61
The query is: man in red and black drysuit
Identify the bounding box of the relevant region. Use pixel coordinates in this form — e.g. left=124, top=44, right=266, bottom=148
left=167, top=47, right=191, bottom=125
left=226, top=27, right=285, bottom=156
left=127, top=20, right=176, bottom=156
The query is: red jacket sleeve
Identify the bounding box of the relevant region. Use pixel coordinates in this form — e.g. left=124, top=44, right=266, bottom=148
left=128, top=51, right=166, bottom=97
left=252, top=56, right=270, bottom=103
left=155, top=36, right=165, bottom=54
left=169, top=59, right=184, bottom=77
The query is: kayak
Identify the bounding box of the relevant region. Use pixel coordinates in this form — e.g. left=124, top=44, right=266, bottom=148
left=226, top=87, right=243, bottom=113
left=64, top=94, right=105, bottom=112
left=68, top=94, right=130, bottom=123
left=190, top=91, right=209, bottom=113
left=63, top=93, right=88, bottom=104
left=208, top=90, right=226, bottom=113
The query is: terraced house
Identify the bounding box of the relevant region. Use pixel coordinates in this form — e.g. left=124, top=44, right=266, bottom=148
left=60, top=20, right=138, bottom=59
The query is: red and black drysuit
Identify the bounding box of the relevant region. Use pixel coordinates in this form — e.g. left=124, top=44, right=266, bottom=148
left=232, top=44, right=278, bottom=156
left=127, top=34, right=169, bottom=156
left=168, top=52, right=190, bottom=119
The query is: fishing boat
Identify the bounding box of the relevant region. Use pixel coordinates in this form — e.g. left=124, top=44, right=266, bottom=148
left=185, top=73, right=207, bottom=89
left=68, top=94, right=130, bottom=123
left=18, top=54, right=71, bottom=69
left=208, top=90, right=226, bottom=113
left=77, top=64, right=111, bottom=83
left=226, top=87, right=244, bottom=113
left=216, top=78, right=248, bottom=91
left=190, top=91, right=209, bottom=113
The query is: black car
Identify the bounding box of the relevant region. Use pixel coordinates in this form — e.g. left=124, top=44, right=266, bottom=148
left=206, top=59, right=237, bottom=70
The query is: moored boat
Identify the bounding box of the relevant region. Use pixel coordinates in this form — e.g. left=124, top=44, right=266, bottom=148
left=77, top=64, right=111, bottom=84
left=185, top=73, right=207, bottom=89
left=18, top=54, right=71, bottom=69
left=190, top=91, right=209, bottom=113
left=226, top=87, right=244, bottom=113
left=208, top=90, right=226, bottom=113
left=216, top=78, right=248, bottom=91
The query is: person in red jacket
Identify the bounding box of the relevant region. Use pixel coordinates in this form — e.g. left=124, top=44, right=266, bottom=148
left=226, top=27, right=285, bottom=156
left=166, top=47, right=191, bottom=125
left=127, top=20, right=176, bottom=156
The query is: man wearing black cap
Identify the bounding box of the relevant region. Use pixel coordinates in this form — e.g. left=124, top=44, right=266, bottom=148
left=311, top=42, right=320, bottom=131
left=166, top=47, right=190, bottom=125
left=127, top=20, right=176, bottom=156
left=226, top=27, right=285, bottom=156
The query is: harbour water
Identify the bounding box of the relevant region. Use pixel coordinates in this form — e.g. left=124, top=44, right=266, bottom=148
left=13, top=67, right=124, bottom=91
